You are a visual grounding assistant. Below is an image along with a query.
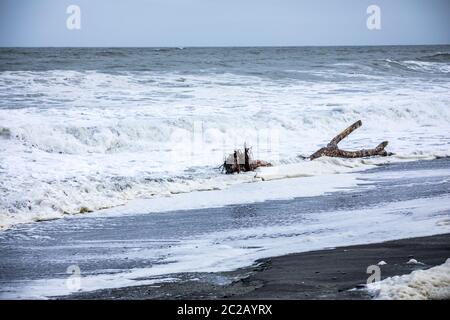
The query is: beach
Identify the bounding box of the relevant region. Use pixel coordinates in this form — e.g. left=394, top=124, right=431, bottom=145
left=0, top=0, right=449, bottom=307
left=62, top=233, right=450, bottom=300
left=1, top=157, right=449, bottom=299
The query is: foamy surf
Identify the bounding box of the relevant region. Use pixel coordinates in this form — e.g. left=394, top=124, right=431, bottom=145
left=367, top=258, right=450, bottom=300
left=1, top=46, right=450, bottom=230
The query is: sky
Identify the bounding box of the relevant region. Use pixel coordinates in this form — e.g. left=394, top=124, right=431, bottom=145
left=0, top=0, right=449, bottom=47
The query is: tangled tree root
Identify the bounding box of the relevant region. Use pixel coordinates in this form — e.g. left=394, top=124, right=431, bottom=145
left=222, top=144, right=272, bottom=174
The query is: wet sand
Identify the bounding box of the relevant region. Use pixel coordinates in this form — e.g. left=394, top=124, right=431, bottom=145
left=63, top=233, right=450, bottom=299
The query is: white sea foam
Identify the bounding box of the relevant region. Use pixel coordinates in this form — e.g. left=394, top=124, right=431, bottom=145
left=367, top=259, right=450, bottom=300
left=1, top=69, right=449, bottom=229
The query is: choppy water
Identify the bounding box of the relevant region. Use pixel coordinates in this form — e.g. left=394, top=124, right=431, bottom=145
left=0, top=46, right=449, bottom=228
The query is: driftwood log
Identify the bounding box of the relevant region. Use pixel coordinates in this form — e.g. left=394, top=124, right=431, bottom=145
left=223, top=144, right=271, bottom=174
left=309, top=120, right=391, bottom=160
left=221, top=120, right=391, bottom=174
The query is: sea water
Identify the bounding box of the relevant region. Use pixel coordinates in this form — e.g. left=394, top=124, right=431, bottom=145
left=1, top=46, right=449, bottom=229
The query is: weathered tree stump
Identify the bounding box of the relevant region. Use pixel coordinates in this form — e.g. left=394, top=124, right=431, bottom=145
left=223, top=144, right=272, bottom=174
left=309, top=120, right=392, bottom=160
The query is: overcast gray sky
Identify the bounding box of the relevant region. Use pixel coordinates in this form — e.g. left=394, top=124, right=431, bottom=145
left=0, top=0, right=449, bottom=47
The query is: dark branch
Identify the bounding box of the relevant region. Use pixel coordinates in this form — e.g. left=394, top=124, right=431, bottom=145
left=310, top=120, right=391, bottom=160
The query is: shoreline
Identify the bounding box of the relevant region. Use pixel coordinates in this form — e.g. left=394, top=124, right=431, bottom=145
left=62, top=233, right=450, bottom=300
left=1, top=155, right=447, bottom=232
left=2, top=157, right=449, bottom=300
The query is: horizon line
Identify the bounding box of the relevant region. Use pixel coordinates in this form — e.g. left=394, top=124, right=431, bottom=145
left=1, top=43, right=450, bottom=49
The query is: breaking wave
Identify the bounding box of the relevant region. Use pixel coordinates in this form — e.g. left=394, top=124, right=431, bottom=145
left=1, top=46, right=450, bottom=230
left=382, top=58, right=450, bottom=74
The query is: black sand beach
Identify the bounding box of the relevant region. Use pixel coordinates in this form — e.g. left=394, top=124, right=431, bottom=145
left=1, top=157, right=450, bottom=300
left=63, top=233, right=450, bottom=300
left=1, top=12, right=449, bottom=306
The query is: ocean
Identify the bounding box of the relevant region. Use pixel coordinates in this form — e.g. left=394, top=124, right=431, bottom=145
left=1, top=46, right=450, bottom=229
